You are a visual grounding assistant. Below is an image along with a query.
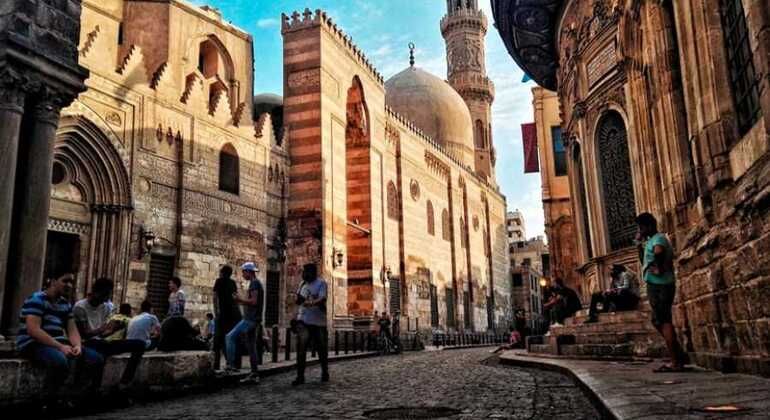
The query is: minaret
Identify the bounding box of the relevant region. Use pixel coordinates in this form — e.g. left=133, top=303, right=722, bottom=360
left=442, top=0, right=495, bottom=182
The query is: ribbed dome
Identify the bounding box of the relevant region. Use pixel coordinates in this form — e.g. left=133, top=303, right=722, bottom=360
left=385, top=67, right=474, bottom=166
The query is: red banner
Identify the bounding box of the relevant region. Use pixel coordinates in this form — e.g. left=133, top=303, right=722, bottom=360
left=521, top=123, right=539, bottom=173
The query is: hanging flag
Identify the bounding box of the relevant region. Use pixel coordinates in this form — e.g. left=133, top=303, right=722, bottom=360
left=521, top=123, right=539, bottom=173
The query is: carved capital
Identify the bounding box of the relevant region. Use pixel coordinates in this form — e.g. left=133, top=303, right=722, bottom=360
left=32, top=86, right=69, bottom=125
left=572, top=101, right=587, bottom=120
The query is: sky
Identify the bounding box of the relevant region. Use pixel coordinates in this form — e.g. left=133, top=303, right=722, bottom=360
left=188, top=0, right=545, bottom=239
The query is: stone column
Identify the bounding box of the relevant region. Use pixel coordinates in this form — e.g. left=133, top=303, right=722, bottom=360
left=0, top=79, right=26, bottom=338
left=3, top=92, right=63, bottom=335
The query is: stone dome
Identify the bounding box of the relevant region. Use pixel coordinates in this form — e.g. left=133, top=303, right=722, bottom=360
left=385, top=67, right=474, bottom=166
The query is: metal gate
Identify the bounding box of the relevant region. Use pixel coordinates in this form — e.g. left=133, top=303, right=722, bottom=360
left=147, top=254, right=174, bottom=317
left=265, top=271, right=281, bottom=327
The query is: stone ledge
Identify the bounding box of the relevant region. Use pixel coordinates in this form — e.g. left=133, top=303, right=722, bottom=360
left=0, top=351, right=213, bottom=407
left=500, top=350, right=770, bottom=419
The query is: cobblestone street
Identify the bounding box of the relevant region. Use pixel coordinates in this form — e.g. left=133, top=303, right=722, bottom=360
left=73, top=348, right=602, bottom=419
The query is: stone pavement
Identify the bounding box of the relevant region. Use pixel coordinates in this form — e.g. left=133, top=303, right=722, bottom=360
left=500, top=350, right=770, bottom=419
left=71, top=348, right=602, bottom=420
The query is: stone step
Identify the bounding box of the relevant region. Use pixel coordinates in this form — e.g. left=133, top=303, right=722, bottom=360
left=529, top=344, right=553, bottom=354
left=566, top=309, right=652, bottom=326
left=573, top=331, right=663, bottom=345
left=560, top=343, right=634, bottom=358
left=552, top=321, right=655, bottom=336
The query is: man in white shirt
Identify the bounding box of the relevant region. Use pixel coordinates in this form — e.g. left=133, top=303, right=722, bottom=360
left=127, top=300, right=161, bottom=350
left=74, top=278, right=146, bottom=385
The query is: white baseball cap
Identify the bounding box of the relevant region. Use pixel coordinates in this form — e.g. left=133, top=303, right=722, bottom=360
left=241, top=262, right=259, bottom=273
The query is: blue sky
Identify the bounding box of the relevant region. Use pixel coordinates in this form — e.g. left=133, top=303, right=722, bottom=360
left=188, top=0, right=545, bottom=239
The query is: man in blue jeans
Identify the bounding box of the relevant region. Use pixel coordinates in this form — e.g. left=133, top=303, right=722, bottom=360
left=224, top=262, right=264, bottom=384
left=17, top=268, right=104, bottom=405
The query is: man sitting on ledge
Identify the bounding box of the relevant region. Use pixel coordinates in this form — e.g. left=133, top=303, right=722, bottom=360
left=17, top=268, right=104, bottom=405
left=74, top=278, right=146, bottom=387
left=543, top=278, right=581, bottom=327
left=585, top=264, right=639, bottom=323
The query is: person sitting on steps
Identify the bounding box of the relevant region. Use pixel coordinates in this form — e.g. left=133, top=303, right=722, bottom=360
left=585, top=264, right=640, bottom=323
left=543, top=278, right=581, bottom=327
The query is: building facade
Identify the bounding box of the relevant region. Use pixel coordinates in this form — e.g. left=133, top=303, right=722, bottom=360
left=532, top=87, right=580, bottom=295
left=0, top=0, right=511, bottom=338
left=494, top=0, right=770, bottom=374
left=505, top=210, right=526, bottom=243
left=281, top=2, right=510, bottom=334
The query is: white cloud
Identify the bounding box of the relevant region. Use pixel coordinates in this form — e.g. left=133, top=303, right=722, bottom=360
left=257, top=18, right=279, bottom=29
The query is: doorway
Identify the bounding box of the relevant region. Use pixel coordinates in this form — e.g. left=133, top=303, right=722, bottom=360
left=148, top=254, right=175, bottom=317
left=45, top=231, right=81, bottom=289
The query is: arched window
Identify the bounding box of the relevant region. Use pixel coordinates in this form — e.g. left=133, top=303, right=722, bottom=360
left=387, top=181, right=399, bottom=220
left=474, top=120, right=486, bottom=149
left=426, top=201, right=435, bottom=235
left=268, top=166, right=273, bottom=181
left=460, top=218, right=467, bottom=248
left=198, top=39, right=220, bottom=79
left=596, top=111, right=636, bottom=250
left=573, top=142, right=593, bottom=259
left=442, top=209, right=450, bottom=241
left=219, top=143, right=239, bottom=195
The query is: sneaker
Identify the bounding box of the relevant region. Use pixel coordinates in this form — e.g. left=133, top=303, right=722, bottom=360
left=551, top=322, right=563, bottom=328
left=221, top=366, right=240, bottom=375
left=240, top=373, right=260, bottom=384
left=291, top=377, right=305, bottom=386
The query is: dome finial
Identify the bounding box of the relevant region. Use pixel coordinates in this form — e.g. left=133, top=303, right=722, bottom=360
left=409, top=42, right=416, bottom=67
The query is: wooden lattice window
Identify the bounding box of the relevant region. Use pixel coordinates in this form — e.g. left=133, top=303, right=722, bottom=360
left=387, top=181, right=399, bottom=220
left=219, top=143, right=240, bottom=195
left=721, top=0, right=761, bottom=135
left=441, top=209, right=450, bottom=241
left=426, top=200, right=435, bottom=235
left=596, top=112, right=636, bottom=251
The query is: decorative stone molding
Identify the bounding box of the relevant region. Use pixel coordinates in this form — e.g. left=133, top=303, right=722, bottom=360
left=410, top=179, right=421, bottom=201
left=282, top=9, right=384, bottom=85
left=48, top=218, right=90, bottom=235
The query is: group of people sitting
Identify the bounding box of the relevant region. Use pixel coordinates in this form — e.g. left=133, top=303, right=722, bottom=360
left=541, top=263, right=640, bottom=330
left=16, top=265, right=212, bottom=406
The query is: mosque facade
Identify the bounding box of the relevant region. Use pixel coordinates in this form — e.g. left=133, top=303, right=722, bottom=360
left=0, top=0, right=510, bottom=337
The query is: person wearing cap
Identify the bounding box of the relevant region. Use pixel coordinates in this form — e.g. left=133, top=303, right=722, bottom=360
left=224, top=262, right=264, bottom=384
left=585, top=264, right=639, bottom=323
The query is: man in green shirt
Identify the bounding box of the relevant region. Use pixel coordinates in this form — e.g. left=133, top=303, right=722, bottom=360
left=637, top=212, right=687, bottom=372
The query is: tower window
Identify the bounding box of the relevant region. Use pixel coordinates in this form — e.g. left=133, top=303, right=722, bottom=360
left=720, top=0, right=761, bottom=135
left=552, top=126, right=567, bottom=176
left=219, top=143, right=240, bottom=195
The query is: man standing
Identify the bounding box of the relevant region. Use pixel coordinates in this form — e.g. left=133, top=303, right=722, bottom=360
left=637, top=212, right=687, bottom=372
left=212, top=265, right=241, bottom=370
left=585, top=264, right=639, bottom=323
left=224, top=262, right=264, bottom=384
left=293, top=263, right=329, bottom=386
left=167, top=277, right=186, bottom=317
left=17, top=268, right=104, bottom=404
left=74, top=278, right=146, bottom=386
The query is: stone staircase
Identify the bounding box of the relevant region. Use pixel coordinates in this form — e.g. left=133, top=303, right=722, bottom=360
left=527, top=303, right=667, bottom=359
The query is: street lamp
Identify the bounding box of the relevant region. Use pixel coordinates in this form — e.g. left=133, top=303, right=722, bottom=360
left=539, top=278, right=548, bottom=288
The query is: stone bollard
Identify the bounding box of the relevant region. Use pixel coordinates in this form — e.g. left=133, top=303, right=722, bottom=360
left=272, top=325, right=279, bottom=363
left=335, top=330, right=340, bottom=355
left=285, top=328, right=292, bottom=361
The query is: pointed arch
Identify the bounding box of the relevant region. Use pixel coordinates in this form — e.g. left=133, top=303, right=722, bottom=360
left=219, top=143, right=240, bottom=195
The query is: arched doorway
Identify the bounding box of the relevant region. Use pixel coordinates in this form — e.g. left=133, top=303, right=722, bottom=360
left=48, top=115, right=133, bottom=301
left=595, top=111, right=636, bottom=251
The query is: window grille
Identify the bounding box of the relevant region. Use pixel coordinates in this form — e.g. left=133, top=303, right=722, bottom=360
left=596, top=112, right=636, bottom=251
left=387, top=181, right=399, bottom=220
left=219, top=143, right=240, bottom=195
left=552, top=126, right=567, bottom=176
left=430, top=285, right=439, bottom=328
left=721, top=0, right=761, bottom=135
left=426, top=201, right=435, bottom=235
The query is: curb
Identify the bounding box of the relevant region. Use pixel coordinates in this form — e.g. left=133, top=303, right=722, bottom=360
left=498, top=354, right=618, bottom=420
left=225, top=351, right=380, bottom=382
